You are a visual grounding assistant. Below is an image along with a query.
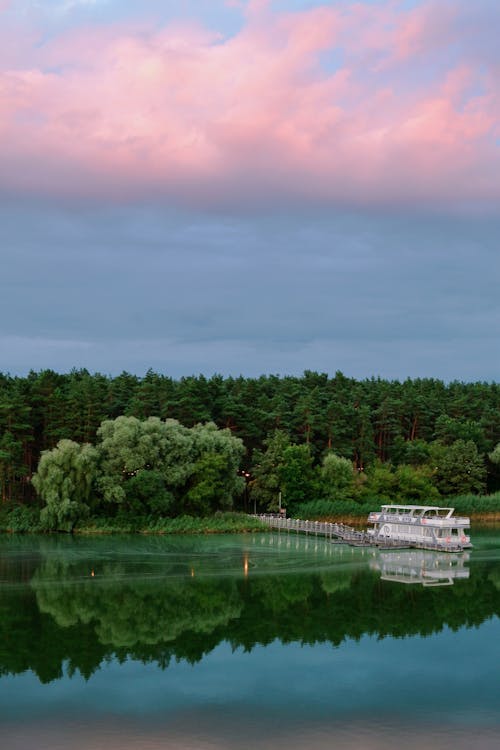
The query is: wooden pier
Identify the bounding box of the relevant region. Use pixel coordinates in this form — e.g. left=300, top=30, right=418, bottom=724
left=257, top=515, right=467, bottom=552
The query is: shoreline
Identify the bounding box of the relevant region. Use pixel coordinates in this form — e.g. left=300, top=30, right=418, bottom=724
left=1, top=511, right=499, bottom=535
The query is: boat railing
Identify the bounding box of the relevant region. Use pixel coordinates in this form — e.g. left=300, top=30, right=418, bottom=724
left=420, top=516, right=470, bottom=527
left=378, top=512, right=469, bottom=527
left=378, top=513, right=419, bottom=523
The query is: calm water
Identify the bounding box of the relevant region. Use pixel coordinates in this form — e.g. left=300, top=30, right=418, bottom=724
left=1, top=527, right=499, bottom=749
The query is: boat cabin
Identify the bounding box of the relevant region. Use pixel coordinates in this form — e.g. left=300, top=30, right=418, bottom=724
left=367, top=505, right=472, bottom=550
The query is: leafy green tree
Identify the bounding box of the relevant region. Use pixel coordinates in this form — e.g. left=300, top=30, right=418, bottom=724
left=353, top=403, right=376, bottom=468
left=0, top=387, right=32, bottom=501
left=0, top=432, right=24, bottom=503
left=320, top=452, right=354, bottom=501
left=404, top=438, right=431, bottom=466
left=394, top=464, right=440, bottom=503
left=251, top=431, right=291, bottom=511
left=434, top=415, right=486, bottom=452
left=431, top=440, right=486, bottom=496
left=489, top=443, right=500, bottom=467
left=124, top=470, right=176, bottom=516
left=190, top=422, right=245, bottom=507
left=374, top=394, right=404, bottom=462
left=95, top=416, right=192, bottom=507
left=185, top=453, right=236, bottom=515
left=359, top=461, right=397, bottom=502
left=32, top=415, right=245, bottom=522
left=32, top=440, right=98, bottom=531
left=94, top=417, right=244, bottom=513
left=279, top=444, right=317, bottom=512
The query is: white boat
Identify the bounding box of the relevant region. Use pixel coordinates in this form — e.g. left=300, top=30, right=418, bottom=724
left=367, top=505, right=472, bottom=551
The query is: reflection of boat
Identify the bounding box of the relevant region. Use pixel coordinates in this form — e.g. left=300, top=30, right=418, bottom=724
left=370, top=549, right=470, bottom=587
left=367, top=505, right=472, bottom=551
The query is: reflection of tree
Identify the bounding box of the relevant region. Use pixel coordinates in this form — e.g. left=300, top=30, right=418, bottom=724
left=488, top=568, right=500, bottom=590
left=0, top=585, right=108, bottom=684
left=320, top=567, right=354, bottom=594
left=32, top=560, right=242, bottom=648
left=0, top=547, right=499, bottom=684
left=247, top=575, right=314, bottom=615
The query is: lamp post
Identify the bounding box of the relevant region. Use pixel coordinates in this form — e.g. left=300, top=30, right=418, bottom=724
left=244, top=472, right=253, bottom=514
left=239, top=470, right=252, bottom=513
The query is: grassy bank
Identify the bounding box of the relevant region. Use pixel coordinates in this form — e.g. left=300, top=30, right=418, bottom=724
left=74, top=512, right=268, bottom=535
left=2, top=493, right=500, bottom=534
left=0, top=506, right=268, bottom=535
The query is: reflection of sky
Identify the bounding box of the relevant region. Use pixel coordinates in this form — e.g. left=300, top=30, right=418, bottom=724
left=1, top=621, right=499, bottom=724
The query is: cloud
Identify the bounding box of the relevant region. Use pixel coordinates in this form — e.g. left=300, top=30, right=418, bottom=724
left=34, top=0, right=108, bottom=11
left=0, top=1, right=499, bottom=210
left=1, top=201, right=499, bottom=380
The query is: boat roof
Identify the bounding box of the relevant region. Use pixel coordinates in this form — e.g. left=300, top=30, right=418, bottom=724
left=379, top=505, right=454, bottom=512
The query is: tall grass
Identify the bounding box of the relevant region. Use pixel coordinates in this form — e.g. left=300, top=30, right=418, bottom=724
left=444, top=492, right=500, bottom=514
left=75, top=511, right=268, bottom=535
left=293, top=499, right=375, bottom=519
left=293, top=492, right=500, bottom=519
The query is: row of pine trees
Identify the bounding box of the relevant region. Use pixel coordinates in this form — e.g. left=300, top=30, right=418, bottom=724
left=1, top=368, right=500, bottom=506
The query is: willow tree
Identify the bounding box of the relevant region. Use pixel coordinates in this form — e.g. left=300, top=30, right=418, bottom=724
left=490, top=443, right=500, bottom=466
left=32, top=439, right=98, bottom=531
left=320, top=453, right=355, bottom=501
left=93, top=416, right=244, bottom=514
left=94, top=416, right=192, bottom=507
left=32, top=416, right=246, bottom=524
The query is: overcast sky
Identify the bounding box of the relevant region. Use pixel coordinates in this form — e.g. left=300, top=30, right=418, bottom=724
left=1, top=0, right=499, bottom=381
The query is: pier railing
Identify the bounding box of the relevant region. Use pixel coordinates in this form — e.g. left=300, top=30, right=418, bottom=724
left=257, top=515, right=371, bottom=543
left=256, top=515, right=469, bottom=551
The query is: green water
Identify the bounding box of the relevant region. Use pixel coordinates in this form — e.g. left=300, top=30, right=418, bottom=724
left=1, top=528, right=499, bottom=749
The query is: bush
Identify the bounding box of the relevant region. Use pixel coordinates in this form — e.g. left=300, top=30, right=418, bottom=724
left=0, top=504, right=43, bottom=533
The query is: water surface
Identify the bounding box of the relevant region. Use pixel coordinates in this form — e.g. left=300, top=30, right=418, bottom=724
left=1, top=527, right=499, bottom=749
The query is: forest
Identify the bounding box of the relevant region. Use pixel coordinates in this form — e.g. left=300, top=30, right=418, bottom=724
left=1, top=368, right=500, bottom=528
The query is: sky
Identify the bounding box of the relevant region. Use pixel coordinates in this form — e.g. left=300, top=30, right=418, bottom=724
left=1, top=0, right=499, bottom=381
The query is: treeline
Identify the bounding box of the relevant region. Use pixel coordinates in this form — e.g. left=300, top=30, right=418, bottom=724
left=1, top=369, right=500, bottom=515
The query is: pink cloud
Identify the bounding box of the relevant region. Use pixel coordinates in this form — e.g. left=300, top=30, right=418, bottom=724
left=0, top=0, right=498, bottom=209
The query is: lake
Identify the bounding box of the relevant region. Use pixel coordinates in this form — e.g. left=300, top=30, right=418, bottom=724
left=1, top=527, right=499, bottom=749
